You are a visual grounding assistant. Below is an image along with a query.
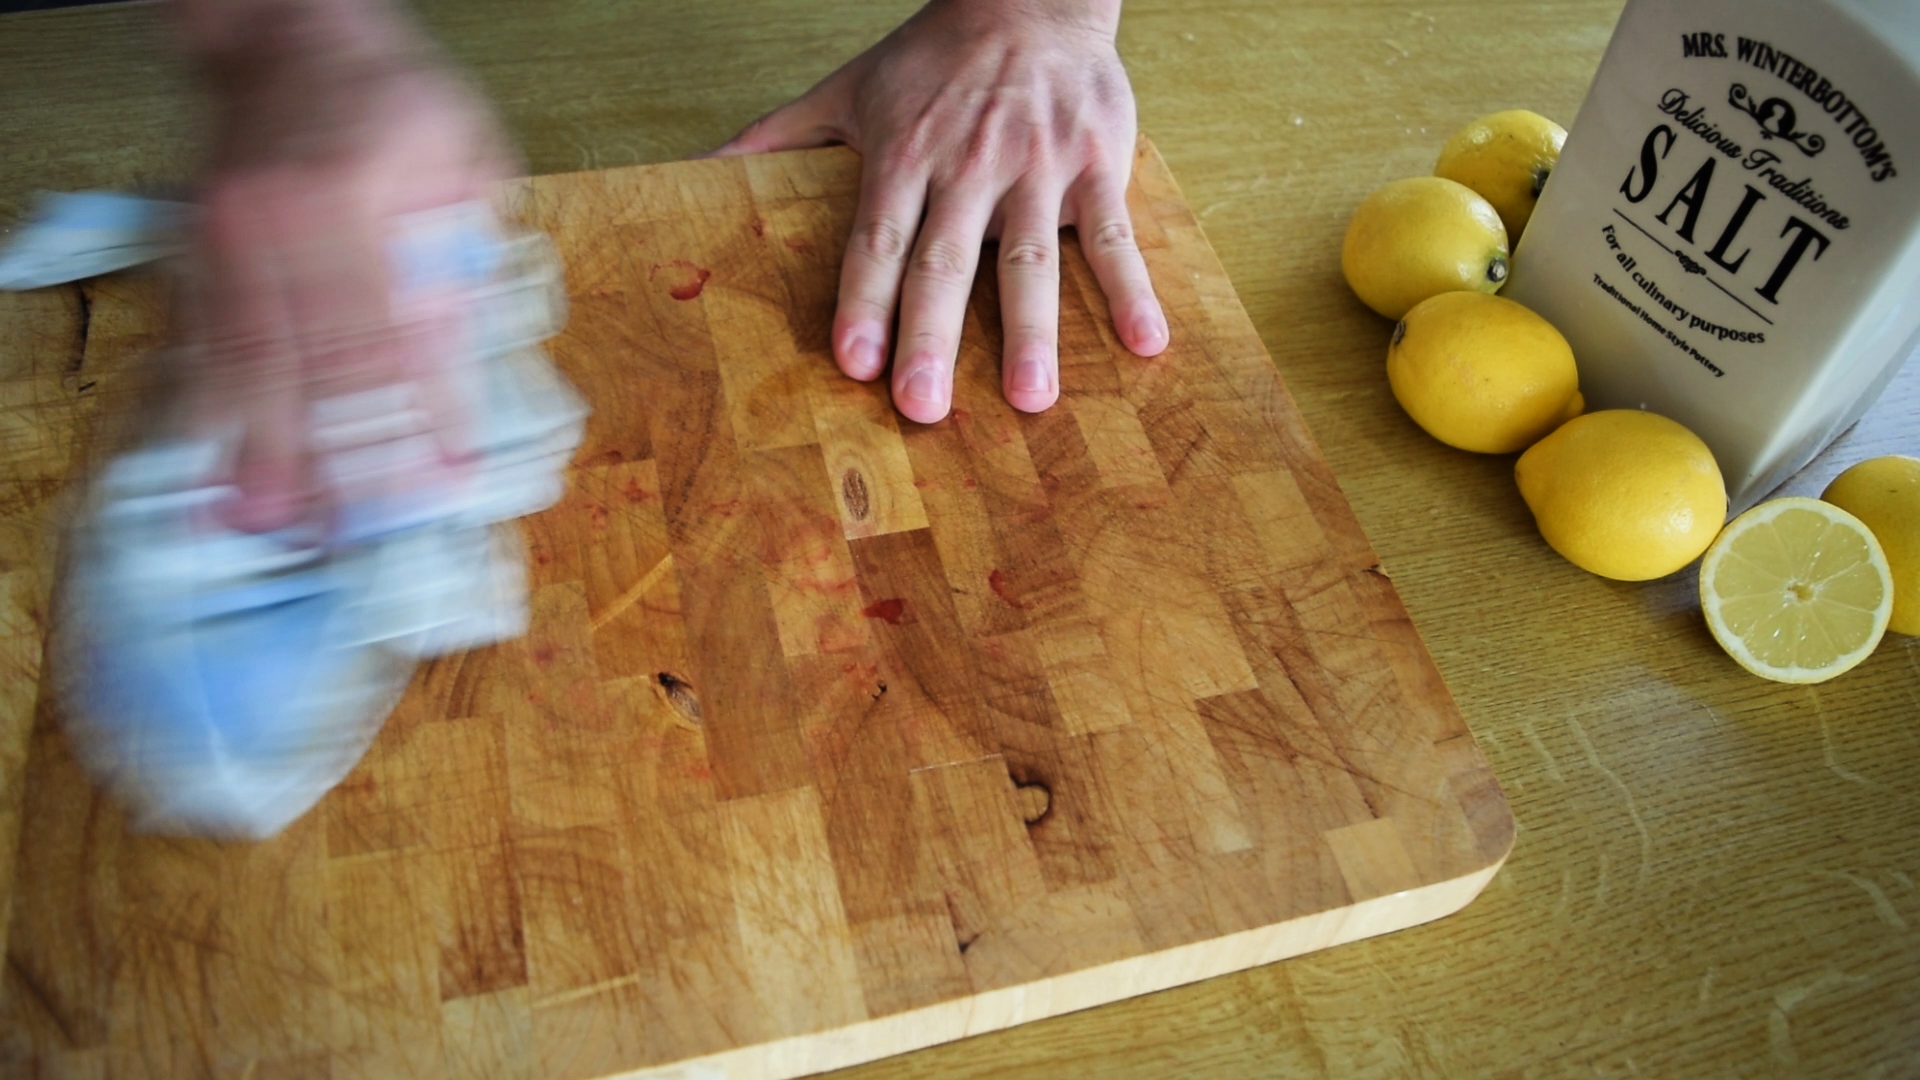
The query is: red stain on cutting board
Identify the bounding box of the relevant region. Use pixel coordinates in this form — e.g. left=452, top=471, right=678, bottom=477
left=651, top=260, right=712, bottom=300
left=989, top=568, right=1031, bottom=609
left=861, top=598, right=907, bottom=625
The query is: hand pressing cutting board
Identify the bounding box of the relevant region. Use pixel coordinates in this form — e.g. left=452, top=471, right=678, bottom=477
left=0, top=136, right=1512, bottom=1080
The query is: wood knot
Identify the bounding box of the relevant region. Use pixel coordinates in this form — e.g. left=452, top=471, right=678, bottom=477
left=656, top=672, right=702, bottom=727
left=1011, top=780, right=1052, bottom=825
left=842, top=468, right=871, bottom=521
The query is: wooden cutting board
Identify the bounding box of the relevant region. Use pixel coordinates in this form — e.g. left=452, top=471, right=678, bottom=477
left=0, top=137, right=1512, bottom=1080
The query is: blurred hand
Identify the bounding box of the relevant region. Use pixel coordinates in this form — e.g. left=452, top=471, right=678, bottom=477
left=175, top=0, right=512, bottom=531
left=711, top=0, right=1167, bottom=424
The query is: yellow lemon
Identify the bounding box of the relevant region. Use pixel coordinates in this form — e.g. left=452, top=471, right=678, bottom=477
left=1342, top=176, right=1509, bottom=320
left=1434, top=109, right=1567, bottom=243
left=1822, top=454, right=1920, bottom=636
left=1699, top=497, right=1892, bottom=683
left=1387, top=292, right=1581, bottom=454
left=1515, top=410, right=1726, bottom=581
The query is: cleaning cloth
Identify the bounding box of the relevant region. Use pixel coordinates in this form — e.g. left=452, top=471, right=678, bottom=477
left=4, top=193, right=587, bottom=838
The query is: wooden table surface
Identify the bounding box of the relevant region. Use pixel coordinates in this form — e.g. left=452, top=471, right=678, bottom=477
left=2, top=2, right=1916, bottom=1078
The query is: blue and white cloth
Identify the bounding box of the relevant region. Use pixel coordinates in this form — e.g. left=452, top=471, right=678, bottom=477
left=5, top=193, right=587, bottom=838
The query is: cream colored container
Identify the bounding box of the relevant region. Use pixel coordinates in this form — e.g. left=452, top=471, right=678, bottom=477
left=1506, top=0, right=1920, bottom=511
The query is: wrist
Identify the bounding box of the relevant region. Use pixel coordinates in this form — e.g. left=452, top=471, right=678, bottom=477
left=928, top=0, right=1123, bottom=40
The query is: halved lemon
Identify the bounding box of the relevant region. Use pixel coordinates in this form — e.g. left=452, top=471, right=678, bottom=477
left=1699, top=497, right=1893, bottom=684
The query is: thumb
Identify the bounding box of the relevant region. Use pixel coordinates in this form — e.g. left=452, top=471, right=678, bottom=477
left=220, top=387, right=313, bottom=533
left=704, top=84, right=846, bottom=158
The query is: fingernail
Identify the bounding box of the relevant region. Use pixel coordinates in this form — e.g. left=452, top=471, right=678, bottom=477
left=1012, top=358, right=1050, bottom=395
left=903, top=368, right=946, bottom=408
left=846, top=334, right=885, bottom=380
left=1133, top=314, right=1169, bottom=352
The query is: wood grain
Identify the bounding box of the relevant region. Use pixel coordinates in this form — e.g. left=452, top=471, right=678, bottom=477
left=4, top=2, right=1918, bottom=1079
left=0, top=141, right=1509, bottom=1078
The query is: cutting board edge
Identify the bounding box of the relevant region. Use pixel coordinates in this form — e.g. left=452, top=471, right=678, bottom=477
left=606, top=858, right=1508, bottom=1080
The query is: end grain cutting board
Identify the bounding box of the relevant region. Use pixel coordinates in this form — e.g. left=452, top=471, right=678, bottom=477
left=0, top=137, right=1513, bottom=1079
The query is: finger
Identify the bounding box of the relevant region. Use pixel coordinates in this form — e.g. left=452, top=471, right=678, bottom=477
left=397, top=300, right=477, bottom=473
left=995, top=184, right=1062, bottom=414
left=278, top=177, right=456, bottom=515
left=438, top=78, right=520, bottom=205
left=1072, top=171, right=1168, bottom=358
left=470, top=130, right=524, bottom=218
left=705, top=87, right=843, bottom=158
left=376, top=80, right=515, bottom=210
left=196, top=173, right=311, bottom=531
left=423, top=111, right=516, bottom=210
left=832, top=164, right=929, bottom=383
left=278, top=178, right=393, bottom=394
left=891, top=189, right=994, bottom=424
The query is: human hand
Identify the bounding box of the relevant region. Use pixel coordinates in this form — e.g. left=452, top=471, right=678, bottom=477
left=711, top=0, right=1168, bottom=424
left=173, top=0, right=513, bottom=531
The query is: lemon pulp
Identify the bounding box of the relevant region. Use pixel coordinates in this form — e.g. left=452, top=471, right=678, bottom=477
left=1700, top=497, right=1892, bottom=683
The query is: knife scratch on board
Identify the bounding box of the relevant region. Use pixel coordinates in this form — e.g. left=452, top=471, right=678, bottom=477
left=64, top=281, right=91, bottom=388
left=944, top=892, right=981, bottom=956
left=589, top=553, right=676, bottom=631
